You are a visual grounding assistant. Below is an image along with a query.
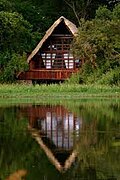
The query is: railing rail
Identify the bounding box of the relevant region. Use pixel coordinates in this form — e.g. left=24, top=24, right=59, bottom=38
left=18, top=69, right=79, bottom=80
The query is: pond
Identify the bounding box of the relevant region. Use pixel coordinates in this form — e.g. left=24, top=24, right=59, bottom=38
left=0, top=99, right=120, bottom=180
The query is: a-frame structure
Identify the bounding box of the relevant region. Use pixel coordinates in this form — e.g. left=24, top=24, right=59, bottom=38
left=18, top=16, right=80, bottom=83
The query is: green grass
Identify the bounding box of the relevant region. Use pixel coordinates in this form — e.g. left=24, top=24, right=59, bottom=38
left=0, top=83, right=119, bottom=101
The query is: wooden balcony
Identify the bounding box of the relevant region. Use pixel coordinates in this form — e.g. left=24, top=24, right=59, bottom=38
left=18, top=69, right=79, bottom=81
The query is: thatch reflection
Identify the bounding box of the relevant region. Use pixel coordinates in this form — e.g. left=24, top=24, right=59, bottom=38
left=27, top=105, right=81, bottom=172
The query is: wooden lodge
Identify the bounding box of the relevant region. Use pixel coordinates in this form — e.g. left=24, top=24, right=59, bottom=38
left=18, top=16, right=80, bottom=83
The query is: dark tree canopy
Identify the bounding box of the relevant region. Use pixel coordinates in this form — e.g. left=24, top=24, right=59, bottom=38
left=0, top=0, right=120, bottom=83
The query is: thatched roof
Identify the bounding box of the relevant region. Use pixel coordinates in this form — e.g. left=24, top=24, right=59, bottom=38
left=27, top=16, right=78, bottom=63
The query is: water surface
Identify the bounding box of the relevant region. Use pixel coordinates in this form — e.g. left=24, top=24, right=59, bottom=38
left=0, top=99, right=120, bottom=180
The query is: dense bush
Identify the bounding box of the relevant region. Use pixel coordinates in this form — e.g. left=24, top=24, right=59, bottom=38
left=0, top=11, right=36, bottom=53
left=71, top=4, right=120, bottom=85
left=97, top=68, right=120, bottom=86
left=0, top=11, right=38, bottom=83
left=0, top=53, right=28, bottom=83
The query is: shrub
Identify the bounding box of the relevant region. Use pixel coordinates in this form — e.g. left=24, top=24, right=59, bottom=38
left=97, top=68, right=120, bottom=86
left=0, top=53, right=28, bottom=83
left=71, top=5, right=120, bottom=86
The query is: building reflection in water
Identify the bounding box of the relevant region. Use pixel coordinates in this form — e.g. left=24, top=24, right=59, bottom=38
left=27, top=105, right=82, bottom=171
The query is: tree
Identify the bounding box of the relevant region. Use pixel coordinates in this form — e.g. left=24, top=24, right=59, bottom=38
left=0, top=53, right=28, bottom=83
left=72, top=4, right=120, bottom=69
left=71, top=4, right=120, bottom=84
left=0, top=11, right=34, bottom=53
left=0, top=11, right=38, bottom=83
left=63, top=0, right=116, bottom=24
left=0, top=0, right=13, bottom=12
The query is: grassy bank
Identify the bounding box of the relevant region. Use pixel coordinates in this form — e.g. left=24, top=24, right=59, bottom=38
left=0, top=84, right=119, bottom=100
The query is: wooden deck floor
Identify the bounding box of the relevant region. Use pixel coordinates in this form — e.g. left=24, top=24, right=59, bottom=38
left=18, top=69, right=79, bottom=81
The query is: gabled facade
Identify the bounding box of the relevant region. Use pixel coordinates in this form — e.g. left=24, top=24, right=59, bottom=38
left=18, top=16, right=80, bottom=83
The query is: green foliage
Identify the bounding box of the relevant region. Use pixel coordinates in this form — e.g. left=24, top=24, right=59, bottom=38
left=0, top=11, right=33, bottom=52
left=72, top=4, right=120, bottom=85
left=97, top=68, right=120, bottom=86
left=0, top=10, right=38, bottom=83
left=6, top=0, right=67, bottom=32
left=0, top=0, right=13, bottom=12
left=0, top=0, right=119, bottom=83
left=113, top=3, right=120, bottom=19
left=0, top=53, right=28, bottom=83
left=65, top=72, right=80, bottom=84
left=12, top=0, right=52, bottom=32
left=82, top=68, right=119, bottom=86
left=1, top=0, right=117, bottom=35
left=95, top=5, right=112, bottom=20
left=0, top=51, right=11, bottom=69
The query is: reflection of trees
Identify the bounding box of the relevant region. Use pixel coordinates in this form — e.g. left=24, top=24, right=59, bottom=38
left=0, top=107, right=61, bottom=180
left=71, top=101, right=120, bottom=179
left=76, top=130, right=120, bottom=179
left=0, top=101, right=119, bottom=180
